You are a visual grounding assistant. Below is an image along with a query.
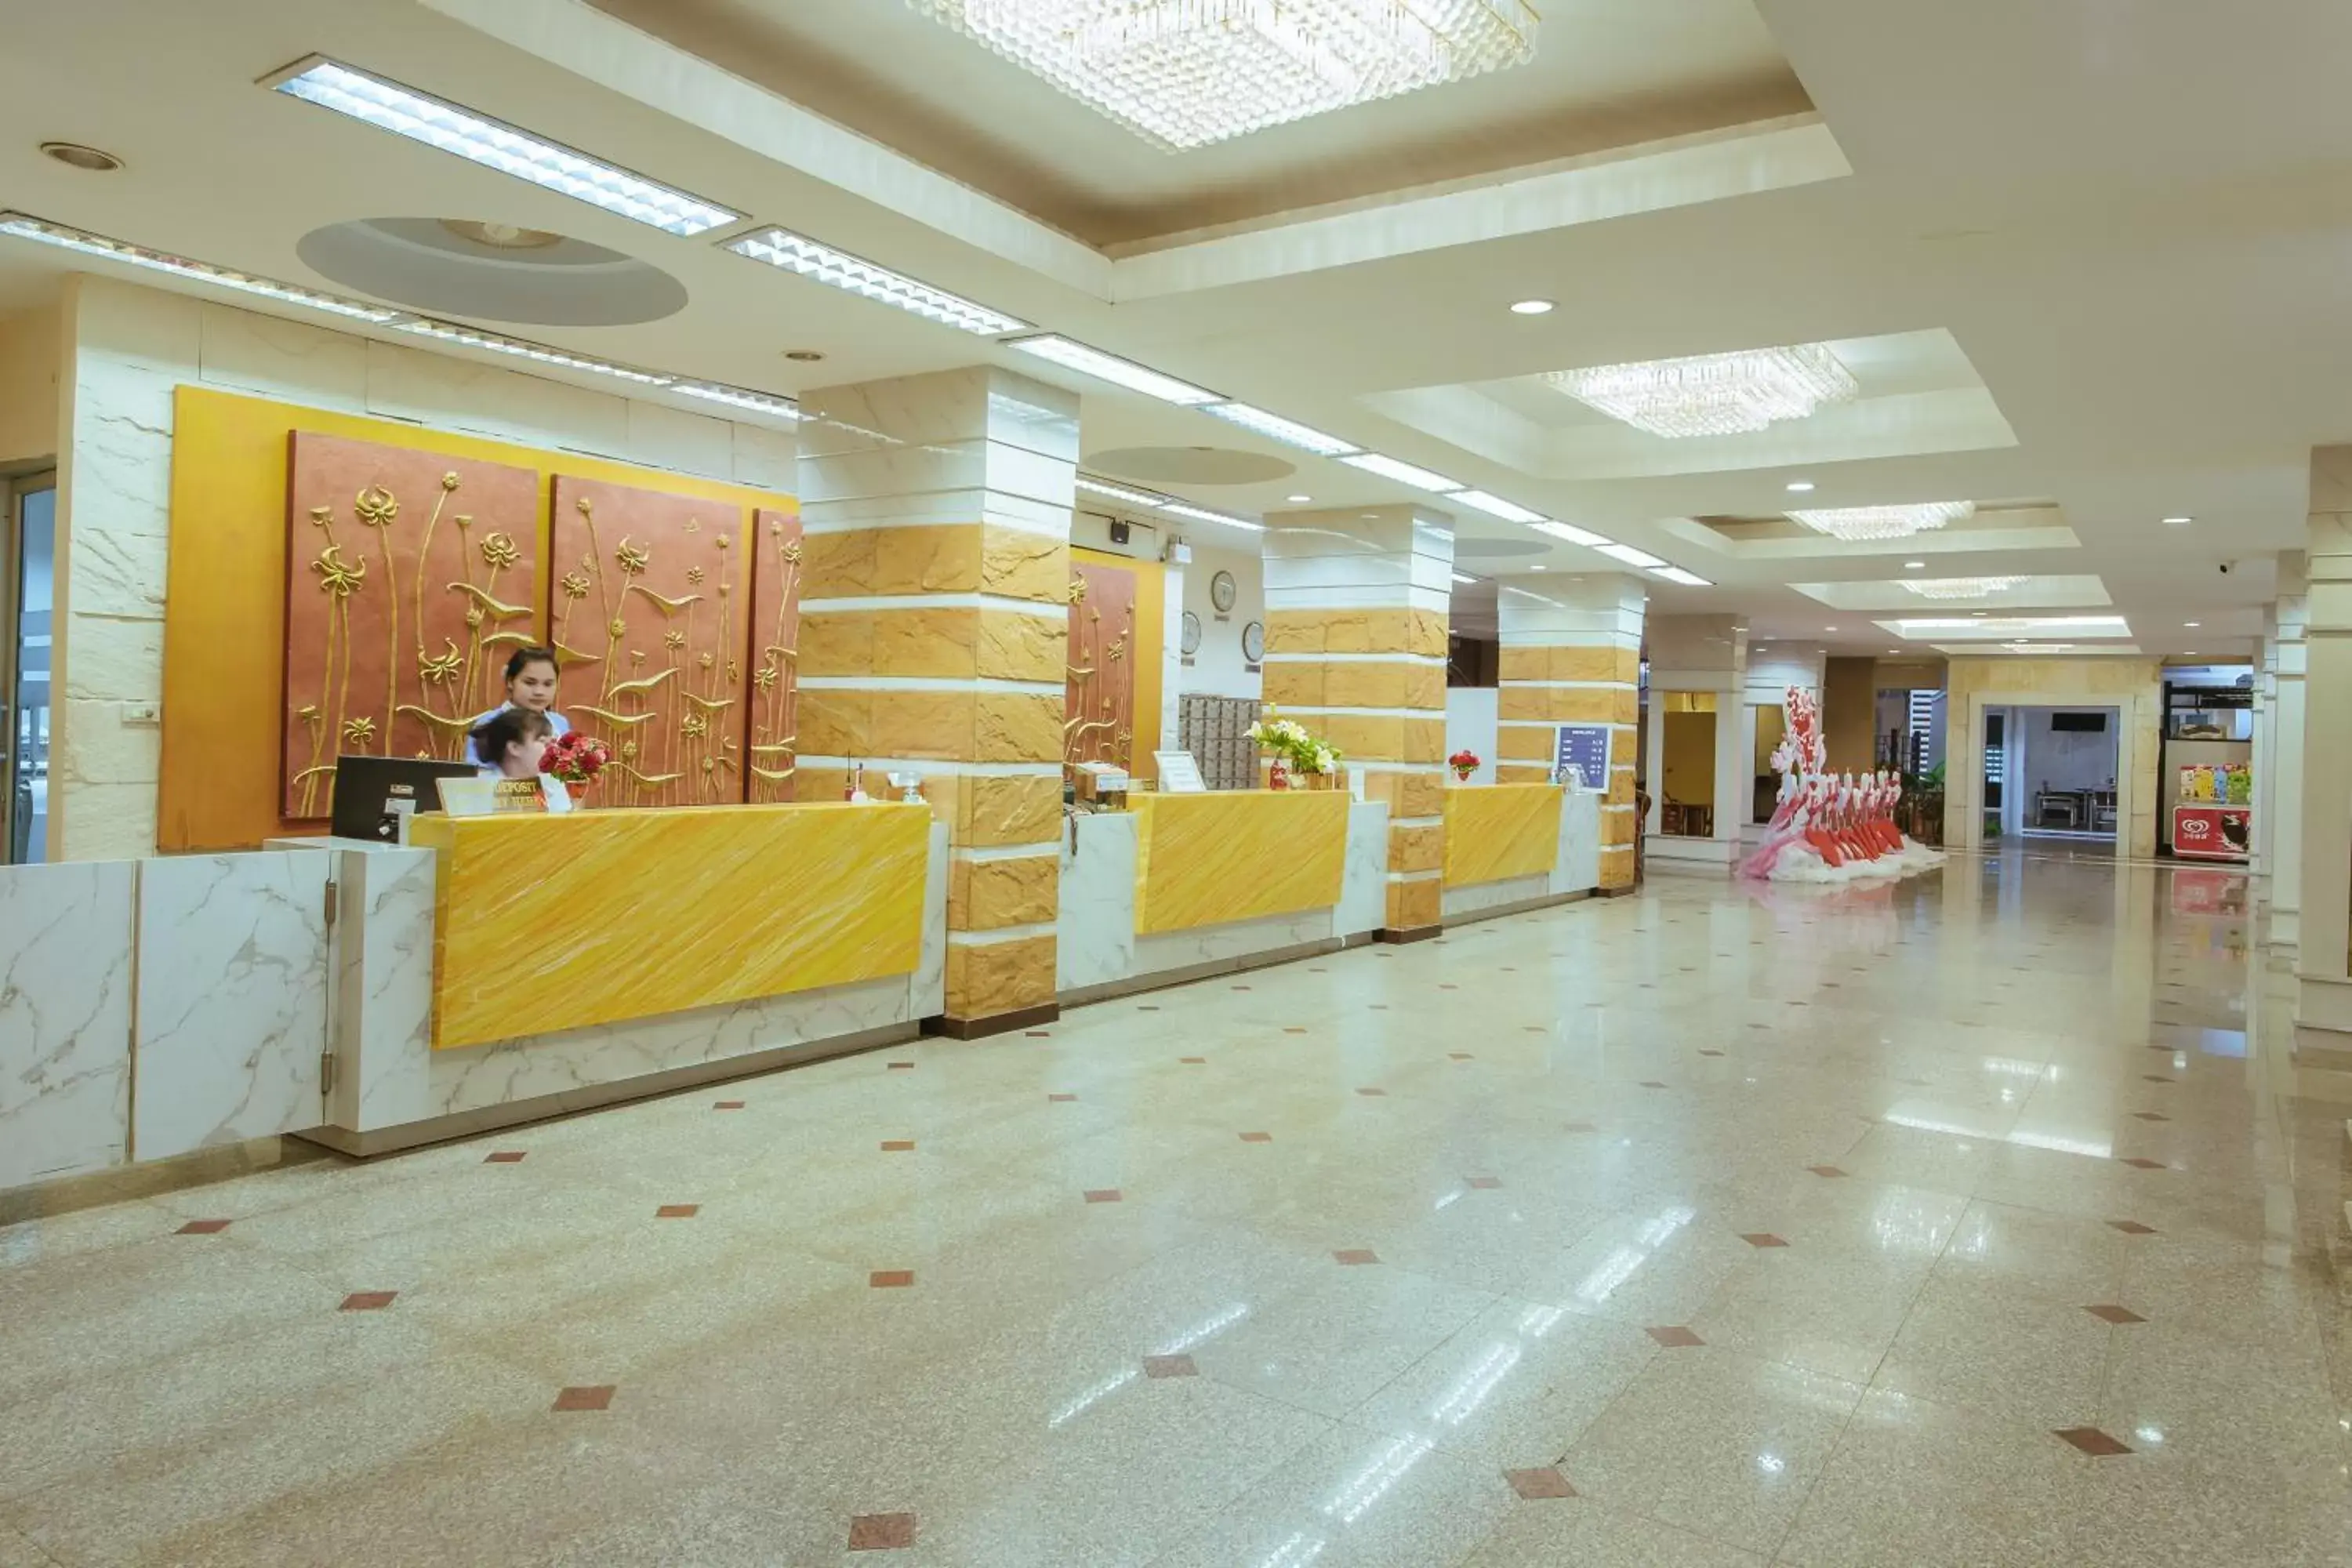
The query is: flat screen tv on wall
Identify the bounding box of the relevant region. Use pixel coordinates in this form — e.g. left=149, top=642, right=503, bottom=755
left=2050, top=711, right=2109, bottom=733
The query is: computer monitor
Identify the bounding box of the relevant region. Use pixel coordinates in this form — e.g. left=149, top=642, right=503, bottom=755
left=329, top=754, right=479, bottom=844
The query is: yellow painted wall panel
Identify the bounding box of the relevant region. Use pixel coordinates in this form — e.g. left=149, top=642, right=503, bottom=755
left=410, top=802, right=928, bottom=1050
left=1443, top=783, right=1563, bottom=886
left=1131, top=790, right=1350, bottom=934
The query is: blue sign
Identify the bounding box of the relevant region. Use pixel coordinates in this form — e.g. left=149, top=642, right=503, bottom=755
left=1554, top=724, right=1610, bottom=792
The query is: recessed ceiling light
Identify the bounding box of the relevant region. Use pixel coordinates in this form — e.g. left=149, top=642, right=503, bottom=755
left=1341, top=452, right=1461, bottom=493
left=2161, top=516, right=2193, bottom=525
left=1510, top=299, right=1555, bottom=315
left=1200, top=402, right=1359, bottom=456
left=1286, top=494, right=1312, bottom=503
left=1531, top=520, right=1611, bottom=547
left=1904, top=561, right=1926, bottom=569
left=783, top=349, right=826, bottom=362
left=1786, top=481, right=1815, bottom=493
left=1595, top=543, right=1665, bottom=569
left=2183, top=621, right=2201, bottom=628
left=268, top=57, right=739, bottom=236
left=730, top=227, right=1029, bottom=336
left=1004, top=335, right=1220, bottom=405
left=1824, top=626, right=1839, bottom=633
left=0, top=210, right=402, bottom=322
left=39, top=141, right=122, bottom=172
left=2183, top=650, right=2198, bottom=655
left=1450, top=490, right=1545, bottom=524
left=1528, top=564, right=1547, bottom=572
left=1971, top=612, right=1987, bottom=617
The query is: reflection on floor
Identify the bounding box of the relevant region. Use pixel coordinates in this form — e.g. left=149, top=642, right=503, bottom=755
left=2, top=855, right=2347, bottom=1566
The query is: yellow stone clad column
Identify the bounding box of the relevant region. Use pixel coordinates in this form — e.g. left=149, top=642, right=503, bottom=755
left=1495, top=573, right=1646, bottom=891
left=1261, top=506, right=1453, bottom=940
left=795, top=367, right=1074, bottom=1036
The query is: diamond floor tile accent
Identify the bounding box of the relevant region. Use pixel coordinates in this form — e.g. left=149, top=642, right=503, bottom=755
left=554, top=1385, right=615, bottom=1412
left=2107, top=1220, right=2159, bottom=1235
left=1646, top=1326, right=1704, bottom=1348
left=1740, top=1233, right=1790, bottom=1248
left=175, top=1220, right=230, bottom=1235
left=1083, top=1189, right=1123, bottom=1204
left=869, top=1270, right=915, bottom=1289
left=2118, top=1156, right=2165, bottom=1169
left=339, top=1291, right=397, bottom=1312
left=1466, top=1176, right=1502, bottom=1189
left=880, top=1140, right=915, bottom=1152
left=1504, top=1467, right=1577, bottom=1500
left=655, top=1204, right=699, bottom=1219
left=848, top=1512, right=917, bottom=1551
left=2084, top=1304, right=2147, bottom=1324
left=1806, top=1165, right=1849, bottom=1178
left=483, top=1151, right=526, bottom=1163
left=1333, top=1249, right=1381, bottom=1265
left=713, top=1100, right=746, bottom=1110
left=1240, top=1131, right=1273, bottom=1142
left=2053, top=1426, right=2132, bottom=1457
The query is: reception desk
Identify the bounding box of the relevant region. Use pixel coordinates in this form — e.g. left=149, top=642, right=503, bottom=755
left=1440, top=783, right=1602, bottom=923
left=408, top=803, right=930, bottom=1049
left=1059, top=791, right=1388, bottom=1001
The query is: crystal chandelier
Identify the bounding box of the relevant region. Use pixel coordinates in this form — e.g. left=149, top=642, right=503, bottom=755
left=907, top=1, right=1541, bottom=151
left=1786, top=501, right=1974, bottom=542
left=1897, top=575, right=2026, bottom=601
left=1545, top=343, right=1857, bottom=439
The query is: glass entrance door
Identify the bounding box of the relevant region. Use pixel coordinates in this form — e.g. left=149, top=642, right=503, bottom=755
left=4, top=474, right=55, bottom=864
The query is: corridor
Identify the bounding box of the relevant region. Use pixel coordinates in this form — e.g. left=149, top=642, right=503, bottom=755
left=1, top=856, right=2345, bottom=1566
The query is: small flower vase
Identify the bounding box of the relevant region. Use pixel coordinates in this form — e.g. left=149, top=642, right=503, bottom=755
left=1453, top=764, right=1475, bottom=782
left=1269, top=758, right=1291, bottom=792
left=563, top=778, right=590, bottom=805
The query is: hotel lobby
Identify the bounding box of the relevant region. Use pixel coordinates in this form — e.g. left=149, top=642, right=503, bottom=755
left=1, top=2, right=2349, bottom=1564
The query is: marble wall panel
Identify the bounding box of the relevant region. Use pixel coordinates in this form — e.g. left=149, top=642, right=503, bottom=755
left=283, top=433, right=543, bottom=816
left=132, top=851, right=329, bottom=1159
left=1338, top=802, right=1392, bottom=937
left=335, top=845, right=436, bottom=1134
left=1132, top=909, right=1334, bottom=978
left=1058, top=812, right=1139, bottom=991
left=549, top=475, right=752, bottom=808
left=0, top=861, right=134, bottom=1188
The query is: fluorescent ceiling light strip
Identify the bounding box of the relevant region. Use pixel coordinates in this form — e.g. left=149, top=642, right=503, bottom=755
left=1077, top=476, right=1171, bottom=509
left=1161, top=502, right=1264, bottom=532
left=1449, top=491, right=1544, bottom=524
left=270, top=58, right=738, bottom=237
left=395, top=318, right=670, bottom=386
left=1530, top=520, right=1612, bottom=548
left=1450, top=573, right=1478, bottom=586
left=723, top=226, right=1028, bottom=336
left=1200, top=402, right=1359, bottom=456
left=1004, top=335, right=1221, bottom=405
left=1596, top=543, right=1666, bottom=569
left=670, top=381, right=800, bottom=419
left=1895, top=615, right=2127, bottom=633
left=1652, top=566, right=1712, bottom=586
left=1341, top=452, right=1461, bottom=492
left=0, top=211, right=402, bottom=323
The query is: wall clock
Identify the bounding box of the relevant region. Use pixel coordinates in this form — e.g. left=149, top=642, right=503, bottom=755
left=1209, top=569, right=1238, bottom=614
left=1181, top=611, right=1203, bottom=655
left=1241, top=620, right=1265, bottom=662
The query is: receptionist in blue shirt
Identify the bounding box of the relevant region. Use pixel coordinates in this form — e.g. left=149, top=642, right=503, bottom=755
left=470, top=647, right=571, bottom=765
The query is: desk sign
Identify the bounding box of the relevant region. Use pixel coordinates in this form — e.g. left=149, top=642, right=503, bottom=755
left=1554, top=724, right=1611, bottom=791
left=1153, top=750, right=1207, bottom=793
left=437, top=775, right=570, bottom=818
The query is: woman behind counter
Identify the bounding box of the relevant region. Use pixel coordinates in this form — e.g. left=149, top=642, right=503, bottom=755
left=469, top=706, right=555, bottom=781
left=472, top=646, right=571, bottom=742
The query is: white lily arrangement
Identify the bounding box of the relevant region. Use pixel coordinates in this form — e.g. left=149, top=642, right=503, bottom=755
left=1245, top=704, right=1341, bottom=775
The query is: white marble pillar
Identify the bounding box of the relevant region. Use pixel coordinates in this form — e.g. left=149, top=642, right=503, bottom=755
left=2270, top=554, right=2309, bottom=952
left=2296, top=460, right=2352, bottom=1038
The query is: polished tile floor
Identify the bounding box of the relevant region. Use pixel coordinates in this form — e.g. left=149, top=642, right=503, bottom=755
left=4, top=855, right=2349, bottom=1566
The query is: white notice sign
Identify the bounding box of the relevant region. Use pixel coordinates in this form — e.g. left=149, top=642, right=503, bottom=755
left=1153, top=750, right=1207, bottom=793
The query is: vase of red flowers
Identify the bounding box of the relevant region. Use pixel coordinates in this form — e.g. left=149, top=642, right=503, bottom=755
left=540, top=731, right=613, bottom=805
left=1449, top=748, right=1480, bottom=782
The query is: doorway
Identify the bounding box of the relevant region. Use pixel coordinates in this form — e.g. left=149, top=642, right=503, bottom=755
left=2009, top=705, right=2121, bottom=850
left=2, top=473, right=53, bottom=864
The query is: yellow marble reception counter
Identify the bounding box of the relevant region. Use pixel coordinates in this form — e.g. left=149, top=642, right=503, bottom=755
left=409, top=802, right=931, bottom=1049
left=1443, top=782, right=1565, bottom=887
left=1130, top=789, right=1352, bottom=935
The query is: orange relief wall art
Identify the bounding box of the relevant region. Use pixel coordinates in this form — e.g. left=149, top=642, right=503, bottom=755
left=1065, top=557, right=1138, bottom=774
left=281, top=433, right=543, bottom=818
left=746, top=506, right=804, bottom=803
left=547, top=476, right=753, bottom=808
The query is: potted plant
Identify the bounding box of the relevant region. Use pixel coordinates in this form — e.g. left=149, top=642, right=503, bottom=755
left=1449, top=748, right=1480, bottom=782
left=540, top=730, right=613, bottom=804
left=1246, top=705, right=1341, bottom=791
